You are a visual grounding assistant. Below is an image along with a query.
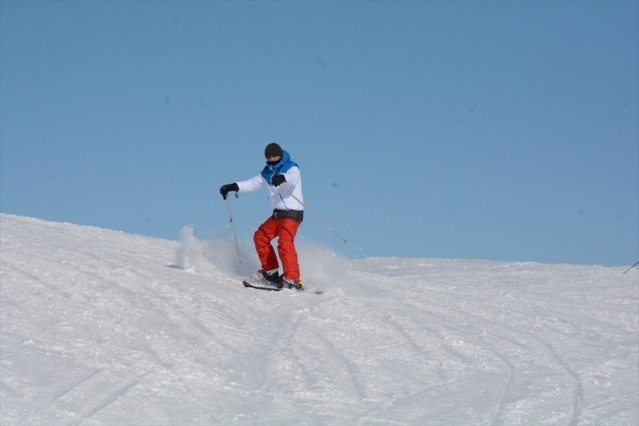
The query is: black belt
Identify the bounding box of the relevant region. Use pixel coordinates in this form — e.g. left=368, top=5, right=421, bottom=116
left=273, top=209, right=304, bottom=222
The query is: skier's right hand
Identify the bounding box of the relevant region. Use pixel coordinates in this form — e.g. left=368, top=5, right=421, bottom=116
left=220, top=183, right=239, bottom=200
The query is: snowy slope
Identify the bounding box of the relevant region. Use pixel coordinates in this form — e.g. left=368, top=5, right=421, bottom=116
left=1, top=213, right=637, bottom=425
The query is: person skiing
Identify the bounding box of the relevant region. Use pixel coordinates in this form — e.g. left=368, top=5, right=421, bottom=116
left=219, top=142, right=304, bottom=290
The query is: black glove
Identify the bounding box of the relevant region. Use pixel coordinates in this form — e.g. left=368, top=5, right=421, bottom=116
left=271, top=174, right=286, bottom=186
left=220, top=183, right=239, bottom=200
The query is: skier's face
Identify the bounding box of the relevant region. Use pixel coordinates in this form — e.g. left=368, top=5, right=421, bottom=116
left=266, top=155, right=281, bottom=165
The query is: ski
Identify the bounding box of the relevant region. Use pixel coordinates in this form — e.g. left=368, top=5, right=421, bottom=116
left=242, top=280, right=282, bottom=291
left=242, top=280, right=324, bottom=295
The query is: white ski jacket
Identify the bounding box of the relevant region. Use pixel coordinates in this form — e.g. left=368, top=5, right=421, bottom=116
left=236, top=165, right=304, bottom=211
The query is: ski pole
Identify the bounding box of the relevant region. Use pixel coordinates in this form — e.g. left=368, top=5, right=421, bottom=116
left=225, top=196, right=242, bottom=263
left=278, top=184, right=347, bottom=244
left=623, top=260, right=639, bottom=274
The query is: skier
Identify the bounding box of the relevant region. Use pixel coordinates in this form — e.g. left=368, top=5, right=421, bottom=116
left=219, top=142, right=304, bottom=289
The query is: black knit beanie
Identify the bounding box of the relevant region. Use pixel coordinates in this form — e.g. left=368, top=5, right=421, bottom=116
left=264, top=142, right=283, bottom=158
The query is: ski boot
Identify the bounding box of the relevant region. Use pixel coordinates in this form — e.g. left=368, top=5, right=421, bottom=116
left=281, top=277, right=303, bottom=290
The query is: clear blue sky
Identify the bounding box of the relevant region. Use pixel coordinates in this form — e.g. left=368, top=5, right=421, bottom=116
left=1, top=0, right=637, bottom=267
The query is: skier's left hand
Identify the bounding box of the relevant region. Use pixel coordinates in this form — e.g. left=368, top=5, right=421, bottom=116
left=271, top=174, right=286, bottom=186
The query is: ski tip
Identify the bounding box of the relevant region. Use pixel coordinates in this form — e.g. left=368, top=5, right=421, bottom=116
left=297, top=286, right=324, bottom=295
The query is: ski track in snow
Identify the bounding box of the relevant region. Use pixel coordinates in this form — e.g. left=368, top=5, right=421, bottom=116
left=1, top=213, right=637, bottom=425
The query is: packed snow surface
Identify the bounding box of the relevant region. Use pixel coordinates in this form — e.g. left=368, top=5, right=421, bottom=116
left=1, top=214, right=637, bottom=425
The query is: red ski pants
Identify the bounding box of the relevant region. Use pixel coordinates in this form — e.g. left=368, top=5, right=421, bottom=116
left=254, top=216, right=302, bottom=281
